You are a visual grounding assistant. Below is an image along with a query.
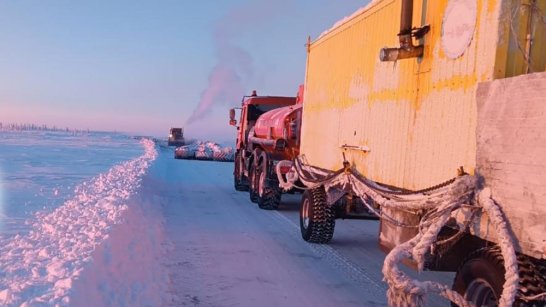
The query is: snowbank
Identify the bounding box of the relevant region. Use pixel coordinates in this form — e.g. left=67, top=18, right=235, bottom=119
left=0, top=139, right=158, bottom=306
left=69, top=184, right=167, bottom=307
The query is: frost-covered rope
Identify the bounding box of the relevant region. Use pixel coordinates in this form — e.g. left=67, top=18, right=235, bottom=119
left=290, top=156, right=521, bottom=307
left=377, top=176, right=476, bottom=307
left=275, top=160, right=308, bottom=191
left=382, top=235, right=474, bottom=307
left=478, top=188, right=519, bottom=307
left=523, top=292, right=546, bottom=301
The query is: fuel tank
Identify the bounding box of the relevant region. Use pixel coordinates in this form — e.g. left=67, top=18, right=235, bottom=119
left=250, top=86, right=304, bottom=160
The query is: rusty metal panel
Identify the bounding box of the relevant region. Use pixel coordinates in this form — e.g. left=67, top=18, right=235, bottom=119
left=300, top=0, right=545, bottom=190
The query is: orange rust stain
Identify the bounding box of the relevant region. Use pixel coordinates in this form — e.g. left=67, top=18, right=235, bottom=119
left=436, top=0, right=449, bottom=61
left=487, top=0, right=496, bottom=14
left=364, top=73, right=478, bottom=108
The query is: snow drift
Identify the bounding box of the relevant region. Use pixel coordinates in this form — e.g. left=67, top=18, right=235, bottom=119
left=0, top=139, right=158, bottom=306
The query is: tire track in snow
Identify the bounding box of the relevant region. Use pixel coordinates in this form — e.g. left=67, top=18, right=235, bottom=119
left=158, top=158, right=384, bottom=307
left=271, top=210, right=452, bottom=307
left=0, top=139, right=157, bottom=306
left=269, top=210, right=388, bottom=303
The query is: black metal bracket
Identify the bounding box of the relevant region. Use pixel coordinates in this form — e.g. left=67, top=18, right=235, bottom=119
left=412, top=25, right=430, bottom=39
left=397, top=25, right=430, bottom=39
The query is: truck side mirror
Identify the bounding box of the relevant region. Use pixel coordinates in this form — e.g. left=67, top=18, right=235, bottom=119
left=229, top=108, right=237, bottom=126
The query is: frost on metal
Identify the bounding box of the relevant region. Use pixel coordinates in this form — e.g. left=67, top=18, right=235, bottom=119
left=317, top=0, right=382, bottom=41
left=475, top=72, right=546, bottom=259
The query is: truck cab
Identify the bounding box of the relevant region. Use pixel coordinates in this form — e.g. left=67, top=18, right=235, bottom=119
left=168, top=127, right=185, bottom=147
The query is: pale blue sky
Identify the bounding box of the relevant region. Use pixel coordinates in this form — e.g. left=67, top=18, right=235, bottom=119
left=0, top=1, right=366, bottom=141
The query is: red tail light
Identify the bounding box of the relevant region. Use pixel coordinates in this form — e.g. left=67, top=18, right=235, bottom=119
left=279, top=165, right=291, bottom=174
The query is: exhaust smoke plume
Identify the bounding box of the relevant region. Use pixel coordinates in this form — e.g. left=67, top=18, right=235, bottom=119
left=185, top=46, right=253, bottom=125
left=184, top=0, right=289, bottom=127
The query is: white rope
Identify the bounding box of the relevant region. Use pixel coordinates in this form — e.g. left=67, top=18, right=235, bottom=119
left=378, top=177, right=477, bottom=307
left=478, top=188, right=519, bottom=307
left=522, top=292, right=546, bottom=301
left=275, top=160, right=297, bottom=190
left=291, top=159, right=523, bottom=307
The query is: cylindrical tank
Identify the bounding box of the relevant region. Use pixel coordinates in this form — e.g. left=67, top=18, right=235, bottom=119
left=251, top=104, right=303, bottom=160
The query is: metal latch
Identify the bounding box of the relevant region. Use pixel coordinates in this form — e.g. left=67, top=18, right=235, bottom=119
left=340, top=144, right=371, bottom=152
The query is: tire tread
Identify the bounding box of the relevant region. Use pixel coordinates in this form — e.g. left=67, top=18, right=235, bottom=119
left=301, top=186, right=335, bottom=244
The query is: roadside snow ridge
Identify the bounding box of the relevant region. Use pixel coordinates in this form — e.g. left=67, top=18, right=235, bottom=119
left=0, top=139, right=157, bottom=306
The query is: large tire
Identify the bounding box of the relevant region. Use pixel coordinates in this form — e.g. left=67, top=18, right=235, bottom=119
left=256, top=152, right=281, bottom=210
left=249, top=162, right=259, bottom=203
left=300, top=186, right=335, bottom=243
left=248, top=149, right=261, bottom=203
left=452, top=247, right=505, bottom=307
left=233, top=151, right=248, bottom=191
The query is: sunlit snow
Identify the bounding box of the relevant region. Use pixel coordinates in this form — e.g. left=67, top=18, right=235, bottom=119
left=0, top=166, right=5, bottom=230
left=0, top=131, right=158, bottom=305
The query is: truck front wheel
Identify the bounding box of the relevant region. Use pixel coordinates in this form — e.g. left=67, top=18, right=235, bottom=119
left=234, top=151, right=248, bottom=191
left=300, top=186, right=335, bottom=243
left=452, top=247, right=504, bottom=307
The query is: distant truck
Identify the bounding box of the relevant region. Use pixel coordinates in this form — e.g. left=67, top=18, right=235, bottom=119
left=229, top=89, right=302, bottom=210
left=168, top=128, right=185, bottom=146
left=275, top=0, right=546, bottom=306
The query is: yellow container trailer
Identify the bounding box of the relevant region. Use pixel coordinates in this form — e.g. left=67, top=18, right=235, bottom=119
left=284, top=0, right=546, bottom=305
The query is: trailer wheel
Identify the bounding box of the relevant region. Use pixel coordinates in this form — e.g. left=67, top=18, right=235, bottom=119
left=233, top=151, right=248, bottom=191
left=452, top=247, right=505, bottom=307
left=300, top=186, right=335, bottom=243
left=256, top=152, right=281, bottom=210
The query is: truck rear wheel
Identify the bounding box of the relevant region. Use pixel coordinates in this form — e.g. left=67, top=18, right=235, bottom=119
left=249, top=162, right=259, bottom=203
left=234, top=151, right=248, bottom=191
left=300, top=186, right=335, bottom=243
left=256, top=153, right=281, bottom=210
left=248, top=150, right=261, bottom=203
left=452, top=247, right=504, bottom=307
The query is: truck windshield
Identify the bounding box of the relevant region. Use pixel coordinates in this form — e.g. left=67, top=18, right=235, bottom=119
left=247, top=104, right=280, bottom=121
left=170, top=129, right=182, bottom=137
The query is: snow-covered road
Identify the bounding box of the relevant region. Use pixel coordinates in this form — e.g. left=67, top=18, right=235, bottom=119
left=148, top=147, right=453, bottom=307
